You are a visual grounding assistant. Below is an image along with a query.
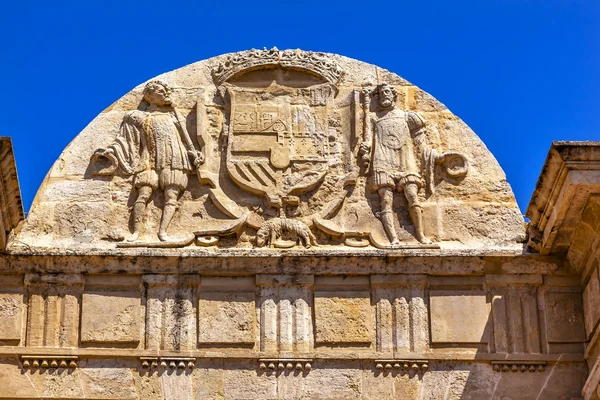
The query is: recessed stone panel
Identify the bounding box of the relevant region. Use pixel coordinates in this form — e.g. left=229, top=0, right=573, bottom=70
left=545, top=291, right=586, bottom=343
left=81, top=292, right=141, bottom=344
left=198, top=292, right=255, bottom=345
left=315, top=291, right=373, bottom=344
left=430, top=290, right=489, bottom=344
left=584, top=268, right=600, bottom=338
left=0, top=292, right=23, bottom=342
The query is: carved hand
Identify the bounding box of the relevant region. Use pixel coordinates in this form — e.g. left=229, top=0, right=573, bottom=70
left=91, top=148, right=118, bottom=176
left=358, top=142, right=371, bottom=168
left=436, top=152, right=469, bottom=178
left=189, top=150, right=205, bottom=167
left=361, top=88, right=372, bottom=106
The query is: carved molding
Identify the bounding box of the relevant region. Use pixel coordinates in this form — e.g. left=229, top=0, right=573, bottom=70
left=526, top=142, right=600, bottom=255
left=258, top=358, right=313, bottom=373
left=0, top=137, right=24, bottom=250
left=21, top=355, right=78, bottom=370
left=490, top=361, right=546, bottom=372
left=140, top=357, right=196, bottom=372
left=212, top=48, right=344, bottom=86
left=374, top=359, right=429, bottom=375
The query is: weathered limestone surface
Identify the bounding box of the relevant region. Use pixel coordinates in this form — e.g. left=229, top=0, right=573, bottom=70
left=527, top=142, right=600, bottom=400
left=0, top=265, right=588, bottom=399
left=0, top=137, right=24, bottom=250
left=0, top=53, right=593, bottom=399
left=14, top=48, right=524, bottom=252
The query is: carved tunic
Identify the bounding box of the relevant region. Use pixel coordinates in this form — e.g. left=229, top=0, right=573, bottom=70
left=372, top=110, right=423, bottom=190
left=108, top=110, right=192, bottom=190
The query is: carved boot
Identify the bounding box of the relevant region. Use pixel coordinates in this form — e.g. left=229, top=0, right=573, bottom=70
left=128, top=201, right=146, bottom=242
left=380, top=211, right=400, bottom=246
left=409, top=205, right=432, bottom=244
left=158, top=203, right=177, bottom=242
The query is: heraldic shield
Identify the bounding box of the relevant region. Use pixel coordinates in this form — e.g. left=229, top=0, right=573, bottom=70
left=194, top=49, right=365, bottom=248
left=225, top=84, right=336, bottom=208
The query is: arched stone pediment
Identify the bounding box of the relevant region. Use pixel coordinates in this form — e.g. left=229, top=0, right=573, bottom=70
left=14, top=49, right=524, bottom=253
left=0, top=50, right=592, bottom=400
left=212, top=47, right=344, bottom=86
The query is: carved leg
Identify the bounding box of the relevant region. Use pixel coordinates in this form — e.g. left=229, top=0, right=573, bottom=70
left=158, top=186, right=180, bottom=242
left=378, top=187, right=399, bottom=245
left=404, top=183, right=432, bottom=244
left=129, top=185, right=153, bottom=242
left=270, top=230, right=277, bottom=248
left=308, top=230, right=318, bottom=247
left=300, top=231, right=311, bottom=249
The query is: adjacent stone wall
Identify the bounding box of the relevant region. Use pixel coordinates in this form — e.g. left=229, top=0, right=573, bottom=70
left=3, top=53, right=594, bottom=399
left=0, top=254, right=587, bottom=399
left=526, top=142, right=600, bottom=400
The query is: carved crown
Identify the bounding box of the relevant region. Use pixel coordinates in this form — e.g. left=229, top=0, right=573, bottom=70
left=212, top=48, right=344, bottom=86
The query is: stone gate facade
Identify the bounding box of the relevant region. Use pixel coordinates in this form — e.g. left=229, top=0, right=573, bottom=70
left=0, top=49, right=598, bottom=399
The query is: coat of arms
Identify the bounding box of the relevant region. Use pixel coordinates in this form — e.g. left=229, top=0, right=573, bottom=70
left=194, top=49, right=357, bottom=248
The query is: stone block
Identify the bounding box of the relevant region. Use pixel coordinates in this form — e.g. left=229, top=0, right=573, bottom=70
left=79, top=359, right=137, bottom=398
left=43, top=179, right=111, bottom=202
left=430, top=290, right=490, bottom=344
left=545, top=291, right=586, bottom=343
left=193, top=359, right=225, bottom=399
left=222, top=360, right=277, bottom=399
left=297, top=361, right=363, bottom=399
left=0, top=292, right=23, bottom=342
left=315, top=291, right=373, bottom=344
left=582, top=195, right=600, bottom=228
left=81, top=292, right=141, bottom=344
left=584, top=268, right=600, bottom=338
left=0, top=358, right=39, bottom=397
left=198, top=292, right=255, bottom=345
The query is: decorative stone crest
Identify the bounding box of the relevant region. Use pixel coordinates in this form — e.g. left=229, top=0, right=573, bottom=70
left=212, top=48, right=344, bottom=86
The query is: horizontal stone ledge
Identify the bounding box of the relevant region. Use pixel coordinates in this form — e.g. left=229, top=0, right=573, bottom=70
left=7, top=245, right=526, bottom=258
left=485, top=274, right=544, bottom=286
left=0, top=254, right=564, bottom=275
left=370, top=274, right=427, bottom=286
left=24, top=273, right=84, bottom=285
left=3, top=348, right=585, bottom=363
left=490, top=361, right=547, bottom=373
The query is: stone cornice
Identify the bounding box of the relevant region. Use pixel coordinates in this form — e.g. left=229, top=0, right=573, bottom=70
left=0, top=252, right=568, bottom=275
left=0, top=137, right=23, bottom=250
left=211, top=48, right=344, bottom=86
left=526, top=141, right=600, bottom=255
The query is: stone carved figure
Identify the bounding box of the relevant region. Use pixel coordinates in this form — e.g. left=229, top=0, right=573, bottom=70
left=92, top=81, right=204, bottom=242
left=256, top=217, right=318, bottom=248
left=360, top=83, right=469, bottom=247
left=360, top=83, right=431, bottom=245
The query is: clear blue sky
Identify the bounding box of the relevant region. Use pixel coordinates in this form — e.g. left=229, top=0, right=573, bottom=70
left=2, top=1, right=598, bottom=214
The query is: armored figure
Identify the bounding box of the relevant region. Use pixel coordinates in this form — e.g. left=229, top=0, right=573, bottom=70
left=93, top=80, right=203, bottom=242
left=360, top=83, right=431, bottom=245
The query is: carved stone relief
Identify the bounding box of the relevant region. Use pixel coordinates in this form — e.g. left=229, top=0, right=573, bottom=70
left=86, top=50, right=468, bottom=249
left=91, top=80, right=204, bottom=246
left=358, top=83, right=468, bottom=248
left=16, top=48, right=524, bottom=251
